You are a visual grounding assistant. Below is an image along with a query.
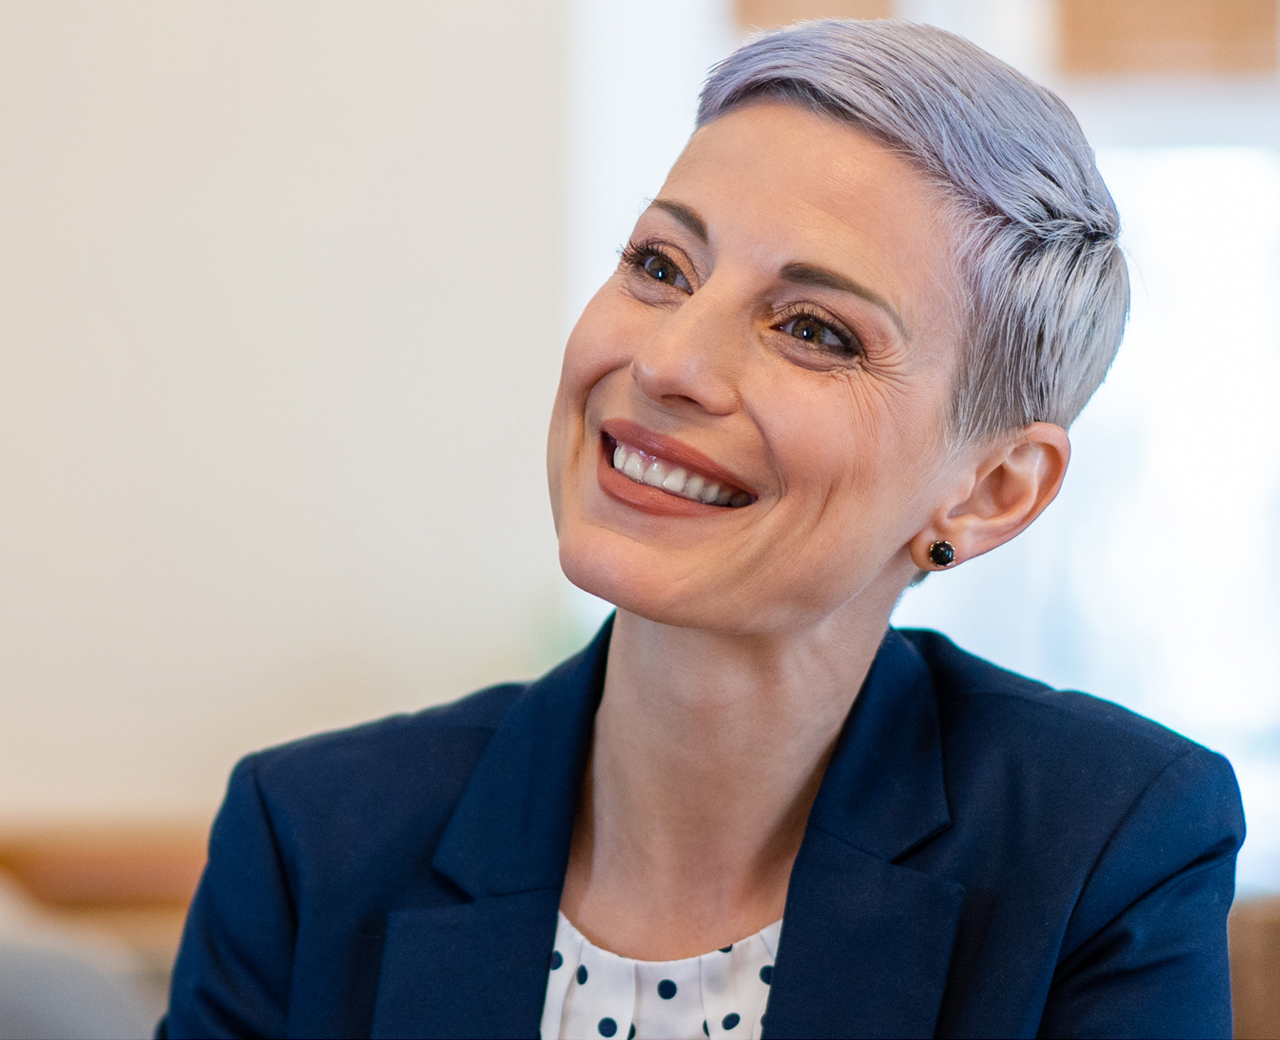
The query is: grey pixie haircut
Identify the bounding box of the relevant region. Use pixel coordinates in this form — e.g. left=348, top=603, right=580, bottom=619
left=697, top=19, right=1128, bottom=443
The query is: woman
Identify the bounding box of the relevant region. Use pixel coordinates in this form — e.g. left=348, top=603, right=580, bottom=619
left=161, top=19, right=1243, bottom=1040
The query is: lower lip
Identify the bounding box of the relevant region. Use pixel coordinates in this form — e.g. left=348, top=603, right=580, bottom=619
left=596, top=438, right=730, bottom=518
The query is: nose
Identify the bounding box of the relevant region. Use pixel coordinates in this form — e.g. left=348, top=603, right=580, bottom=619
left=630, top=283, right=742, bottom=417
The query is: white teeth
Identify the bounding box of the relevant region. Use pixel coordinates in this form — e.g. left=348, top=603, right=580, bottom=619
left=642, top=461, right=667, bottom=486
left=608, top=438, right=752, bottom=508
left=662, top=467, right=688, bottom=491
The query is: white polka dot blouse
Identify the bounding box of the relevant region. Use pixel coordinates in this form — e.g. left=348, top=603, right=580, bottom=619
left=539, top=911, right=781, bottom=1040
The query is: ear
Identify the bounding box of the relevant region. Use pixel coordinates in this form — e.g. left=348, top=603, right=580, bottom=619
left=909, top=422, right=1071, bottom=571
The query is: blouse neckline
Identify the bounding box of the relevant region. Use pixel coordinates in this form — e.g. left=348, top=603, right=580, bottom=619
left=540, top=911, right=782, bottom=1040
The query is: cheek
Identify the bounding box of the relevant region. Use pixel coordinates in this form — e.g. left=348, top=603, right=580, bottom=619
left=763, top=372, right=946, bottom=538
left=547, top=283, right=638, bottom=517
left=557, top=280, right=644, bottom=408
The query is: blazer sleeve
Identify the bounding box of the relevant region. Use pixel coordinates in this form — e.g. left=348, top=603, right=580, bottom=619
left=160, top=755, right=298, bottom=1039
left=1037, top=747, right=1245, bottom=1040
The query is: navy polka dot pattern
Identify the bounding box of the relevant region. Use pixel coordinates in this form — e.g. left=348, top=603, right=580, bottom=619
left=540, top=911, right=780, bottom=1040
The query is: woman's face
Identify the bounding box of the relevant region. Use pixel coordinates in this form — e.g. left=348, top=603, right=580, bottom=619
left=548, top=101, right=966, bottom=635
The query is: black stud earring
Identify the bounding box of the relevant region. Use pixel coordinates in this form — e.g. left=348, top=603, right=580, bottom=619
left=927, top=540, right=956, bottom=568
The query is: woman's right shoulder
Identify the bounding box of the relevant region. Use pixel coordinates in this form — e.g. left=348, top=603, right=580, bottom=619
left=167, top=681, right=539, bottom=1039
left=253, top=679, right=528, bottom=769
left=220, top=680, right=532, bottom=854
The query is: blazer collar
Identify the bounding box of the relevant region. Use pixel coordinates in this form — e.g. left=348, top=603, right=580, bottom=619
left=371, top=622, right=613, bottom=1039
left=764, top=628, right=965, bottom=1039
left=807, top=626, right=952, bottom=861
left=430, top=615, right=613, bottom=897
left=374, top=622, right=963, bottom=1039
left=431, top=622, right=949, bottom=893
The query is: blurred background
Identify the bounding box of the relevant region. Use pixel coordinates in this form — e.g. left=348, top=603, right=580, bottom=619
left=0, top=0, right=1277, bottom=1035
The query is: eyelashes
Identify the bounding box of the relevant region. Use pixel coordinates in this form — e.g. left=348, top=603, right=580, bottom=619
left=618, top=238, right=668, bottom=269
left=772, top=303, right=861, bottom=358
left=619, top=239, right=864, bottom=361
left=619, top=240, right=692, bottom=294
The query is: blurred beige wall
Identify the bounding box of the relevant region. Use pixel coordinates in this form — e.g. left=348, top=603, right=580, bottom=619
left=0, top=1, right=573, bottom=825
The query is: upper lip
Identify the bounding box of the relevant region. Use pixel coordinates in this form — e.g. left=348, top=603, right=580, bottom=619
left=599, top=418, right=756, bottom=497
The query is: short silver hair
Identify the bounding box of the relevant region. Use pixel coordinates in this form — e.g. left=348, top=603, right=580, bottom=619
left=697, top=19, right=1128, bottom=443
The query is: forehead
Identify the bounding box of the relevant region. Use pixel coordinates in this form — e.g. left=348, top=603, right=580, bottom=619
left=660, top=101, right=959, bottom=338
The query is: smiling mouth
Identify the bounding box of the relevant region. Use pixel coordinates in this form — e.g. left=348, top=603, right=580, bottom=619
left=604, top=433, right=753, bottom=508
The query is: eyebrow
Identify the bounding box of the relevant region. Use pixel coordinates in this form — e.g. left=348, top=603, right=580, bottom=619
left=649, top=198, right=708, bottom=242
left=781, top=262, right=908, bottom=339
left=649, top=198, right=908, bottom=339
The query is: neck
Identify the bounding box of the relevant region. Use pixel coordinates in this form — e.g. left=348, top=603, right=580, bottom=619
left=561, top=587, right=899, bottom=960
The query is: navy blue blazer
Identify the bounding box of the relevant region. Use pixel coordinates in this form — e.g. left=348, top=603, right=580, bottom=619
left=162, top=620, right=1244, bottom=1039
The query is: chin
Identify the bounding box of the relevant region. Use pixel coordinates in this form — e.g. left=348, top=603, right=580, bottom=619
left=558, top=524, right=694, bottom=629
left=557, top=530, right=726, bottom=633
left=557, top=519, right=858, bottom=637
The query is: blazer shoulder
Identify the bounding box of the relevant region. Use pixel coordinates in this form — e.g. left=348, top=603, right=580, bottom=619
left=238, top=681, right=530, bottom=849
left=897, top=626, right=1202, bottom=763
left=252, top=679, right=525, bottom=770
left=893, top=628, right=1243, bottom=948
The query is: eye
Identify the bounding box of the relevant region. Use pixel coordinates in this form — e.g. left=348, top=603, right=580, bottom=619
left=643, top=254, right=680, bottom=284
left=776, top=312, right=858, bottom=356
left=621, top=242, right=693, bottom=294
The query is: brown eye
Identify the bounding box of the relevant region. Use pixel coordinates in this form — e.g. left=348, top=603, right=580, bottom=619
left=643, top=255, right=681, bottom=285
left=779, top=314, right=850, bottom=352
left=620, top=242, right=693, bottom=295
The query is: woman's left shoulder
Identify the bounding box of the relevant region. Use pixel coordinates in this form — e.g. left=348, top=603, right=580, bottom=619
left=901, top=627, right=1215, bottom=752
left=895, top=627, right=1242, bottom=828
left=886, top=635, right=1241, bottom=1037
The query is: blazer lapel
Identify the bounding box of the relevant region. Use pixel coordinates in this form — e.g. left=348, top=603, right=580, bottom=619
left=369, top=622, right=960, bottom=1040
left=765, top=630, right=965, bottom=1040
left=371, top=618, right=613, bottom=1040
left=372, top=892, right=562, bottom=1039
